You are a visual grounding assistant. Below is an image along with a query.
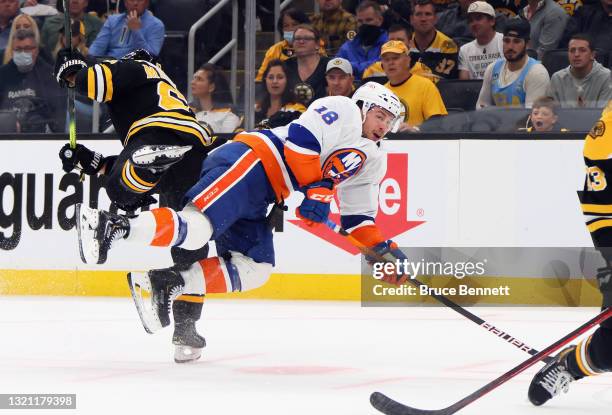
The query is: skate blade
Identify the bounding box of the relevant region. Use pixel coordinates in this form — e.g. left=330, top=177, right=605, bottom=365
left=174, top=345, right=203, bottom=363
left=131, top=145, right=193, bottom=165
left=75, top=203, right=101, bottom=264
left=127, top=272, right=163, bottom=334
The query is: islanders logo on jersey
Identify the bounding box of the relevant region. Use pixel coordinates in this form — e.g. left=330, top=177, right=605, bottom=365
left=322, top=149, right=367, bottom=184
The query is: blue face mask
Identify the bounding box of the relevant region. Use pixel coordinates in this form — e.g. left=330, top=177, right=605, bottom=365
left=13, top=51, right=34, bottom=72
left=283, top=31, right=294, bottom=43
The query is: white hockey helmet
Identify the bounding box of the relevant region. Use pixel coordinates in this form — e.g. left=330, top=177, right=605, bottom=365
left=352, top=82, right=404, bottom=133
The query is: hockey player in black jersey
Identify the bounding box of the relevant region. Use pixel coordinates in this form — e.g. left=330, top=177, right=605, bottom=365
left=54, top=48, right=215, bottom=362
left=528, top=101, right=612, bottom=405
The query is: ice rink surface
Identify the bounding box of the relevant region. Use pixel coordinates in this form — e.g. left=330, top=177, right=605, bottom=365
left=0, top=297, right=610, bottom=415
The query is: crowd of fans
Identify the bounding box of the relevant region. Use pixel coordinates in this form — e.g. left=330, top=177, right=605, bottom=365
left=0, top=0, right=610, bottom=135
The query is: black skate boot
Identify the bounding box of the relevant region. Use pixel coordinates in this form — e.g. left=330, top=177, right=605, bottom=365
left=173, top=319, right=206, bottom=363
left=76, top=203, right=130, bottom=264
left=127, top=268, right=184, bottom=334
left=528, top=346, right=579, bottom=406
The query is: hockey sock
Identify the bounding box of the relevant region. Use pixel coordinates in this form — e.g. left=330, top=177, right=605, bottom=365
left=124, top=206, right=212, bottom=250
left=587, top=326, right=612, bottom=372
left=179, top=257, right=242, bottom=295
left=564, top=328, right=612, bottom=378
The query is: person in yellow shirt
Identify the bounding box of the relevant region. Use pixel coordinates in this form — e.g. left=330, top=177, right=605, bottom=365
left=362, top=23, right=433, bottom=82
left=381, top=40, right=447, bottom=129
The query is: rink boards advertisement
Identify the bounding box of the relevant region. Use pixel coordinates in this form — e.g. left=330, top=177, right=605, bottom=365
left=0, top=138, right=603, bottom=304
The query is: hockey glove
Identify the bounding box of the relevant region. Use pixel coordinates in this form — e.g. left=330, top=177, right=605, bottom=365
left=367, top=240, right=409, bottom=285
left=296, top=179, right=334, bottom=226
left=59, top=143, right=105, bottom=175
left=54, top=48, right=87, bottom=88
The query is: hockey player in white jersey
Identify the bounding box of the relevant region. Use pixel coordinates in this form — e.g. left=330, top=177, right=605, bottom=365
left=75, top=82, right=406, bottom=349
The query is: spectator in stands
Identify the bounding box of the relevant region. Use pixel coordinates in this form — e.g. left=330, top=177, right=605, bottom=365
left=0, top=28, right=64, bottom=132
left=41, top=0, right=101, bottom=57
left=362, top=23, right=434, bottom=81
left=518, top=0, right=569, bottom=59
left=547, top=34, right=612, bottom=108
left=476, top=19, right=550, bottom=108
left=522, top=96, right=567, bottom=131
left=337, top=0, right=388, bottom=80
left=561, top=0, right=612, bottom=54
left=382, top=40, right=447, bottom=129
left=255, top=8, right=319, bottom=82
left=255, top=59, right=306, bottom=126
left=436, top=0, right=477, bottom=46
left=458, top=1, right=504, bottom=80
left=0, top=0, right=20, bottom=51
left=88, top=0, right=164, bottom=58
left=50, top=19, right=85, bottom=60
left=325, top=57, right=354, bottom=97
left=489, top=0, right=528, bottom=18
left=310, top=0, right=357, bottom=56
left=2, top=12, right=37, bottom=64
left=190, top=63, right=241, bottom=134
left=284, top=24, right=330, bottom=105
left=410, top=0, right=459, bottom=80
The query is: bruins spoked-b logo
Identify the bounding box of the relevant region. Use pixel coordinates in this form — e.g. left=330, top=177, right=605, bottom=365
left=322, top=149, right=367, bottom=184
left=589, top=121, right=606, bottom=139
left=294, top=83, right=314, bottom=105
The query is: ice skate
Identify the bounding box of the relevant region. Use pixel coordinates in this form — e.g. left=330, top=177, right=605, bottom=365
left=76, top=203, right=130, bottom=264
left=528, top=346, right=578, bottom=406
left=127, top=269, right=184, bottom=334
left=173, top=320, right=206, bottom=363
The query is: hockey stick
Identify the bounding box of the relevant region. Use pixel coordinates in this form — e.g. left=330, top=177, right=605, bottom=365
left=62, top=0, right=77, bottom=150
left=370, top=307, right=612, bottom=415
left=323, top=218, right=552, bottom=363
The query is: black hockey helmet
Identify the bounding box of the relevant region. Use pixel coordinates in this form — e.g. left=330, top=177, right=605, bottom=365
left=121, top=49, right=157, bottom=64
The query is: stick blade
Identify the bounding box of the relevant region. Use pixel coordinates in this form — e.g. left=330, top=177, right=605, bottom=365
left=370, top=392, right=451, bottom=415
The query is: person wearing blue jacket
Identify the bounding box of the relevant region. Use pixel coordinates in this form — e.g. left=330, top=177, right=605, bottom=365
left=337, top=0, right=388, bottom=80
left=88, top=0, right=164, bottom=58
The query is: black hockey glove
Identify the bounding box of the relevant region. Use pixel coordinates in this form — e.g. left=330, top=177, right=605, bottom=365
left=54, top=48, right=87, bottom=88
left=59, top=143, right=105, bottom=175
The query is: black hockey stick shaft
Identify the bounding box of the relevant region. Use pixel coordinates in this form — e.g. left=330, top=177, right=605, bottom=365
left=323, top=219, right=552, bottom=363
left=62, top=0, right=77, bottom=149
left=370, top=307, right=612, bottom=415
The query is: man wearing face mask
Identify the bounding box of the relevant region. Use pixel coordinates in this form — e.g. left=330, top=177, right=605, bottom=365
left=0, top=28, right=64, bottom=132
left=337, top=0, right=388, bottom=80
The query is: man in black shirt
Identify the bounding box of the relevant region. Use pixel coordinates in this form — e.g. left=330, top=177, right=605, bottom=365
left=0, top=29, right=64, bottom=133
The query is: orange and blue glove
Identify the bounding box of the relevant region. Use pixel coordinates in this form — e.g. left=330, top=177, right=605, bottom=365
left=296, top=179, right=334, bottom=226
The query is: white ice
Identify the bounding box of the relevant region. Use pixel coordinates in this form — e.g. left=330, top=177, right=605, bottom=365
left=0, top=298, right=610, bottom=415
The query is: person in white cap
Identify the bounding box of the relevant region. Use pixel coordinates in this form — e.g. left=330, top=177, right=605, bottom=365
left=458, top=1, right=504, bottom=80
left=325, top=57, right=355, bottom=97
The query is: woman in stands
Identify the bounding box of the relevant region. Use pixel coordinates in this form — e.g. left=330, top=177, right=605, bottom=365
left=255, top=59, right=305, bottom=126
left=255, top=7, right=325, bottom=82
left=190, top=63, right=241, bottom=134
left=2, top=14, right=41, bottom=64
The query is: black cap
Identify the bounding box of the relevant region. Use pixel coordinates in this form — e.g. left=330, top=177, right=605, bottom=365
left=503, top=19, right=531, bottom=41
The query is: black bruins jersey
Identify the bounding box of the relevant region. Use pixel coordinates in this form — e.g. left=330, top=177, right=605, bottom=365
left=580, top=102, right=612, bottom=248
left=409, top=31, right=458, bottom=81
left=74, top=59, right=212, bottom=148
